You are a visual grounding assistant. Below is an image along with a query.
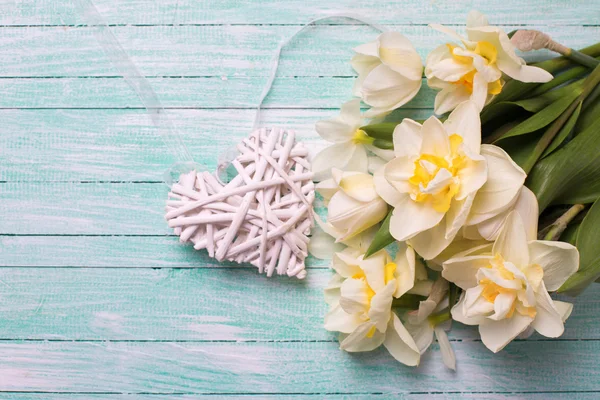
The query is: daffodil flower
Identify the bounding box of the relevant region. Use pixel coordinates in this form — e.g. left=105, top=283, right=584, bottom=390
left=352, top=31, right=423, bottom=117
left=374, top=101, right=525, bottom=260
left=316, top=169, right=388, bottom=242
left=312, top=99, right=371, bottom=182
left=324, top=246, right=422, bottom=366
left=425, top=10, right=552, bottom=114
left=442, top=211, right=579, bottom=353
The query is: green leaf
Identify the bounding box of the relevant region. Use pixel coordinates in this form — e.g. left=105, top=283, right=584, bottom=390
left=361, top=123, right=398, bottom=141
left=494, top=89, right=581, bottom=143
left=527, top=116, right=600, bottom=211
left=372, top=139, right=393, bottom=150
left=364, top=209, right=394, bottom=258
left=541, top=101, right=582, bottom=158
left=391, top=294, right=427, bottom=309
left=559, top=198, right=600, bottom=295
left=561, top=220, right=582, bottom=245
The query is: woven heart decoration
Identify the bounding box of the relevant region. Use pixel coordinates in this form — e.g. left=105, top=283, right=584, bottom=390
left=165, top=128, right=315, bottom=279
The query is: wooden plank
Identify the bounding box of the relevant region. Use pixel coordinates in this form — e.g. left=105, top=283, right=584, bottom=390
left=0, top=267, right=596, bottom=341
left=0, top=25, right=595, bottom=77
left=0, top=77, right=436, bottom=108
left=0, top=109, right=434, bottom=182
left=0, top=340, right=598, bottom=393
left=1, top=0, right=598, bottom=25
left=0, top=394, right=598, bottom=399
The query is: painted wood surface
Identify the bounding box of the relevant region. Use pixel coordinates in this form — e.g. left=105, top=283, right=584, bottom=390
left=1, top=0, right=599, bottom=397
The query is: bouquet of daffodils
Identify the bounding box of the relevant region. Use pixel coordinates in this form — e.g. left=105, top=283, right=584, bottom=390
left=310, top=10, right=600, bottom=370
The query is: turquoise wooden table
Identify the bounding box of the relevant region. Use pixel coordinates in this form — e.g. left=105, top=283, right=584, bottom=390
left=1, top=0, right=600, bottom=398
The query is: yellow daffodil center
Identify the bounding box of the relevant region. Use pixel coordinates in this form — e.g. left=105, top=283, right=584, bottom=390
left=408, top=134, right=467, bottom=213
left=384, top=262, right=397, bottom=284
left=478, top=254, right=537, bottom=319
left=352, top=129, right=374, bottom=145
left=446, top=42, right=503, bottom=95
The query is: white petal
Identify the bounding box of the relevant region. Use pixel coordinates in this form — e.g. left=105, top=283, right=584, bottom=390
left=324, top=273, right=344, bottom=305
left=434, top=326, right=456, bottom=371
left=308, top=225, right=344, bottom=259
left=409, top=216, right=454, bottom=260
left=324, top=304, right=363, bottom=333
left=366, top=144, right=395, bottom=161
left=383, top=313, right=421, bottom=366
left=340, top=322, right=386, bottom=352
left=312, top=142, right=359, bottom=182
left=466, top=10, right=489, bottom=28
left=456, top=154, right=487, bottom=201
left=368, top=281, right=396, bottom=332
left=443, top=255, right=493, bottom=289
left=433, top=84, right=471, bottom=115
left=443, top=100, right=481, bottom=153
left=425, top=44, right=451, bottom=78
left=377, top=31, right=423, bottom=81
left=445, top=193, right=475, bottom=239
left=531, top=283, right=565, bottom=338
left=315, top=99, right=362, bottom=143
left=393, top=118, right=423, bottom=158
left=492, top=211, right=530, bottom=267
left=427, top=57, right=474, bottom=82
left=358, top=250, right=389, bottom=293
left=528, top=240, right=579, bottom=291
left=351, top=54, right=380, bottom=96
left=470, top=72, right=489, bottom=111
left=554, top=300, right=574, bottom=322
left=338, top=98, right=363, bottom=127
left=405, top=319, right=434, bottom=353
left=420, top=116, right=450, bottom=157
left=354, top=40, right=379, bottom=57
left=374, top=164, right=405, bottom=206
left=420, top=168, right=453, bottom=195
left=389, top=195, right=445, bottom=241
left=333, top=169, right=379, bottom=202
left=497, top=57, right=553, bottom=83
left=394, top=243, right=416, bottom=298
left=451, top=292, right=486, bottom=325
left=332, top=251, right=362, bottom=278
left=339, top=278, right=371, bottom=314
left=479, top=314, right=533, bottom=353
left=361, top=64, right=422, bottom=116
left=468, top=144, right=526, bottom=225
left=475, top=186, right=539, bottom=241
left=489, top=292, right=517, bottom=320
left=343, top=145, right=370, bottom=177
left=384, top=156, right=415, bottom=194
left=430, top=24, right=473, bottom=47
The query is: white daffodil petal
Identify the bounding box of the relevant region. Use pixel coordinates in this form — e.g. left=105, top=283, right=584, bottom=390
left=383, top=313, right=421, bottom=366
left=312, top=142, right=360, bottom=182
left=368, top=281, right=396, bottom=332
left=389, top=195, right=445, bottom=241
left=315, top=118, right=357, bottom=144
left=339, top=278, right=371, bottom=314
left=425, top=44, right=451, bottom=77
left=332, top=252, right=362, bottom=278
left=443, top=100, right=481, bottom=153
left=340, top=322, right=386, bottom=352
left=420, top=116, right=451, bottom=157
left=489, top=292, right=517, bottom=320
left=434, top=326, right=456, bottom=371
left=443, top=255, right=493, bottom=289
left=479, top=314, right=533, bottom=353
left=466, top=10, right=489, bottom=28
left=315, top=177, right=338, bottom=201
left=354, top=40, right=379, bottom=57
left=406, top=318, right=434, bottom=353
left=384, top=156, right=414, bottom=194
left=308, top=225, right=344, bottom=259
left=492, top=211, right=530, bottom=267
left=433, top=84, right=472, bottom=115
left=324, top=273, right=344, bottom=305
left=377, top=31, right=423, bottom=81
left=409, top=215, right=455, bottom=260
left=451, top=293, right=486, bottom=325
left=359, top=250, right=389, bottom=292
left=456, top=156, right=487, bottom=200
left=393, top=118, right=423, bottom=158
left=344, top=145, right=370, bottom=177
left=528, top=240, right=579, bottom=291
left=374, top=165, right=406, bottom=206
left=471, top=71, right=489, bottom=111
left=553, top=301, right=574, bottom=322
left=430, top=23, right=473, bottom=47
left=468, top=144, right=526, bottom=224
left=497, top=57, right=553, bottom=83
left=338, top=98, right=363, bottom=127
left=324, top=304, right=364, bottom=333
left=531, top=284, right=565, bottom=338
left=335, top=170, right=380, bottom=203
left=394, top=244, right=417, bottom=298
left=427, top=57, right=474, bottom=82
left=361, top=64, right=422, bottom=116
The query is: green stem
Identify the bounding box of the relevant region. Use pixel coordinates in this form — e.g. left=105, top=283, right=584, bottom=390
left=527, top=63, right=591, bottom=98
left=543, top=204, right=586, bottom=241
left=372, top=139, right=393, bottom=150
left=428, top=308, right=451, bottom=326
left=565, top=48, right=600, bottom=69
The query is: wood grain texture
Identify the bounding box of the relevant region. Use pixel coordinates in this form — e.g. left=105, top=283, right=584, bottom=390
left=0, top=25, right=596, bottom=77
left=0, top=267, right=596, bottom=341
left=2, top=0, right=600, bottom=396
left=1, top=0, right=598, bottom=25
left=0, top=340, right=598, bottom=394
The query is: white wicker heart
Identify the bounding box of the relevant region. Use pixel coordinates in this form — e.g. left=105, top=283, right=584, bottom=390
left=165, top=128, right=315, bottom=279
